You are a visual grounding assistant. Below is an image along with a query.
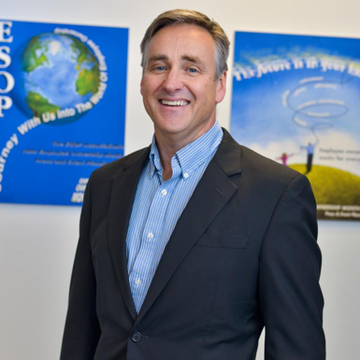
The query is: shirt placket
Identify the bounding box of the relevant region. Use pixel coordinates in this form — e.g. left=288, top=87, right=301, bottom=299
left=129, top=170, right=178, bottom=312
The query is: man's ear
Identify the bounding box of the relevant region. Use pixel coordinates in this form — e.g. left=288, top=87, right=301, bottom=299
left=140, top=77, right=144, bottom=96
left=215, top=71, right=227, bottom=104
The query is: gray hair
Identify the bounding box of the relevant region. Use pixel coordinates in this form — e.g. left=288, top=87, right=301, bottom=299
left=140, top=9, right=230, bottom=80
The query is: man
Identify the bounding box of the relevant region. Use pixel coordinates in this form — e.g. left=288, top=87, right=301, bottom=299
left=61, top=9, right=325, bottom=360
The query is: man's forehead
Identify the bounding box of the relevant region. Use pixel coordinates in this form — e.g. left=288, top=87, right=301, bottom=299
left=145, top=24, right=216, bottom=62
left=149, top=23, right=215, bottom=48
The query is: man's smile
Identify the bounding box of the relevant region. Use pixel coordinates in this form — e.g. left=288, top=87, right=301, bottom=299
left=160, top=100, right=190, bottom=107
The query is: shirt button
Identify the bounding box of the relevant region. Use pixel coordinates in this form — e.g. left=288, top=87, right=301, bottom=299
left=161, top=189, right=167, bottom=196
left=135, top=278, right=141, bottom=286
left=147, top=232, right=154, bottom=239
left=184, top=172, right=189, bottom=179
left=131, top=332, right=142, bottom=342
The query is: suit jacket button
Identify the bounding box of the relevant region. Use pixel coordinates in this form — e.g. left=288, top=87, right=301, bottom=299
left=131, top=332, right=142, bottom=343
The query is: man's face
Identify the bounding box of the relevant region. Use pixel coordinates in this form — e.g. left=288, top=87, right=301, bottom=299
left=141, top=24, right=226, bottom=144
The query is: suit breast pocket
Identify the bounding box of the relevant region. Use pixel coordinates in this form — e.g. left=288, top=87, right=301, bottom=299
left=195, top=234, right=248, bottom=249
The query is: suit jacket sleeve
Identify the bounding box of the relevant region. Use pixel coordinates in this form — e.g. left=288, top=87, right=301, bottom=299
left=60, top=175, right=101, bottom=360
left=259, top=174, right=326, bottom=359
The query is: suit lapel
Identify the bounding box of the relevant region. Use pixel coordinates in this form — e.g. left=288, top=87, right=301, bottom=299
left=135, top=130, right=242, bottom=324
left=107, top=148, right=150, bottom=321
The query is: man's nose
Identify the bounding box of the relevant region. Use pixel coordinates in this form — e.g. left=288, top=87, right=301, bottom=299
left=162, top=69, right=183, bottom=93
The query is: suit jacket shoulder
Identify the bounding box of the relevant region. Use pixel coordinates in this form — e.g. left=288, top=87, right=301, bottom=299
left=239, top=143, right=309, bottom=188
left=218, top=130, right=311, bottom=203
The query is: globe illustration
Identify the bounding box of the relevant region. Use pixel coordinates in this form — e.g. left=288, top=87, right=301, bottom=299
left=10, top=33, right=100, bottom=124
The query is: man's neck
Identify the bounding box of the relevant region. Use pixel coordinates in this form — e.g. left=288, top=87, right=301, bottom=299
left=154, top=120, right=216, bottom=181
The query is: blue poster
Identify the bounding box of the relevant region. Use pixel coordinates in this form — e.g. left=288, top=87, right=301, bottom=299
left=231, top=32, right=360, bottom=221
left=0, top=20, right=128, bottom=206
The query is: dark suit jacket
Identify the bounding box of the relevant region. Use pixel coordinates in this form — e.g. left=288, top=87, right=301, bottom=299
left=60, top=130, right=325, bottom=360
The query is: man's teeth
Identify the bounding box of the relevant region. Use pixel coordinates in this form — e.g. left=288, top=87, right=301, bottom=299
left=161, top=100, right=189, bottom=106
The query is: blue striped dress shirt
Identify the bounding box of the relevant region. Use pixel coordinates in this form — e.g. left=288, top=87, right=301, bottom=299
left=126, top=121, right=223, bottom=313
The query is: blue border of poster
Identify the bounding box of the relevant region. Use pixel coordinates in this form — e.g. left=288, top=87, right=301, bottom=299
left=231, top=31, right=360, bottom=221
left=0, top=20, right=128, bottom=206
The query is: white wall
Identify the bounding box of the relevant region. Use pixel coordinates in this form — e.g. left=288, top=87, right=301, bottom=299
left=1, top=0, right=359, bottom=359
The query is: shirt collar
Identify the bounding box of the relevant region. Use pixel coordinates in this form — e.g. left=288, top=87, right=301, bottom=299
left=149, top=142, right=161, bottom=179
left=149, top=121, right=223, bottom=180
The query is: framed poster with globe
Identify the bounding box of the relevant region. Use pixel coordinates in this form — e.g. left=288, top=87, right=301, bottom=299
left=230, top=31, right=360, bottom=221
left=0, top=20, right=128, bottom=206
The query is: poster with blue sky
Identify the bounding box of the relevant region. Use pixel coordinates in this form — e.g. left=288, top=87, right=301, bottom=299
left=231, top=31, right=360, bottom=221
left=0, top=20, right=128, bottom=206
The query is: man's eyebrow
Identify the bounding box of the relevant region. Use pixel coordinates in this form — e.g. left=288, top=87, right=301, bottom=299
left=181, top=55, right=205, bottom=66
left=147, top=54, right=169, bottom=63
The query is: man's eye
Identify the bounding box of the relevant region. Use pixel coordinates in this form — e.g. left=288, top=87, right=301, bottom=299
left=155, top=66, right=166, bottom=71
left=187, top=68, right=198, bottom=73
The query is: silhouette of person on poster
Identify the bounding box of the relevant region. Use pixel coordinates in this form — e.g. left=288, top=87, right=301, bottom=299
left=276, top=152, right=294, bottom=166
left=301, top=140, right=318, bottom=174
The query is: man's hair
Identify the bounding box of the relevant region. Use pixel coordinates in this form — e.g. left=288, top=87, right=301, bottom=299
left=140, top=9, right=230, bottom=79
